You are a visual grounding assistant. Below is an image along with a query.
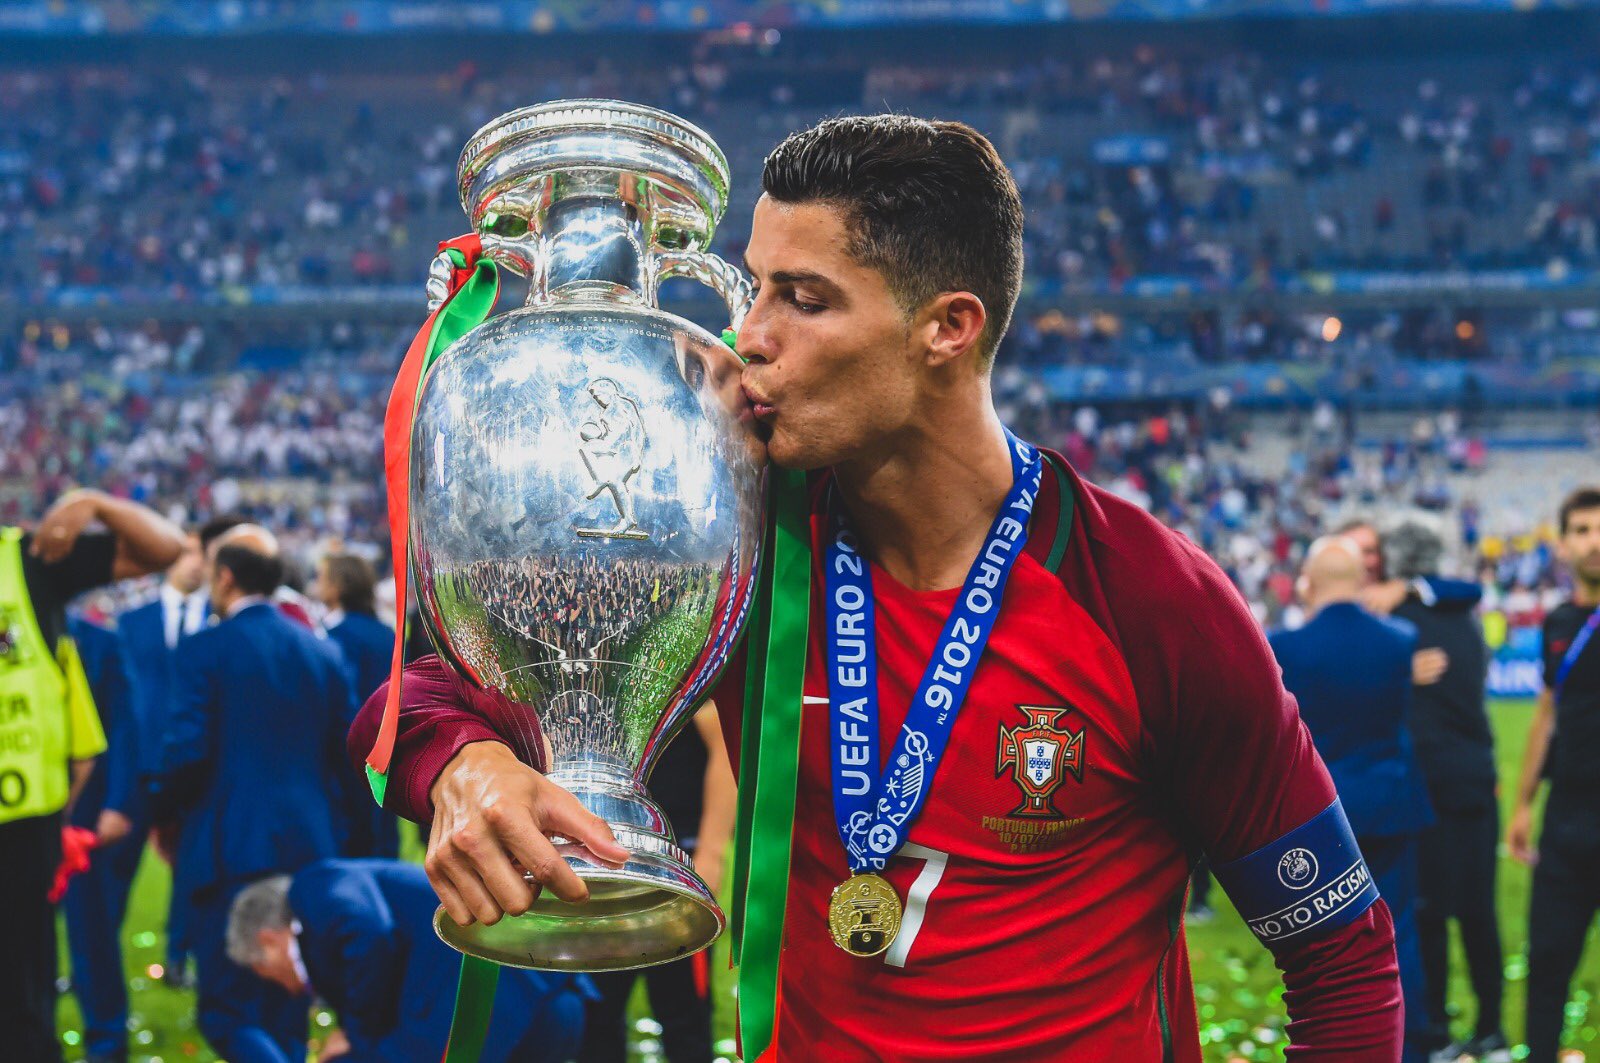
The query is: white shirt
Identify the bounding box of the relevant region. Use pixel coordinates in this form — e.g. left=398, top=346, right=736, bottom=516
left=225, top=594, right=270, bottom=619
left=161, top=583, right=209, bottom=650
left=288, top=921, right=312, bottom=996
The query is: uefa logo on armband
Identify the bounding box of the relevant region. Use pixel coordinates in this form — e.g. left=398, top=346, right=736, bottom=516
left=1277, top=847, right=1319, bottom=890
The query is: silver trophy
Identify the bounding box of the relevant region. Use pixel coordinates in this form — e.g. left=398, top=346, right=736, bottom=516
left=409, top=100, right=765, bottom=971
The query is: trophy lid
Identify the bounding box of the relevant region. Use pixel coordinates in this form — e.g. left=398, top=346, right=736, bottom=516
left=457, top=99, right=731, bottom=253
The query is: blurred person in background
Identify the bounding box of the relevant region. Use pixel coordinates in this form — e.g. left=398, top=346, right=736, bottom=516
left=315, top=551, right=399, bottom=858
left=1383, top=522, right=1508, bottom=1063
left=123, top=515, right=242, bottom=986
left=227, top=860, right=592, bottom=1063
left=1508, top=487, right=1600, bottom=1063
left=150, top=527, right=358, bottom=1062
left=0, top=488, right=183, bottom=1063
left=61, top=610, right=142, bottom=1063
left=1271, top=535, right=1435, bottom=1063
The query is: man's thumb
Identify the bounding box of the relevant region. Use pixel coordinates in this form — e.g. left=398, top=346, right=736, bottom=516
left=548, top=789, right=630, bottom=864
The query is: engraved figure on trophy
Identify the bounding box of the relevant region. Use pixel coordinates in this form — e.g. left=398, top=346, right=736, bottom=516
left=575, top=377, right=649, bottom=540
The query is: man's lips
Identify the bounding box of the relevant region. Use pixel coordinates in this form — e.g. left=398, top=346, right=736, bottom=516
left=742, top=383, right=776, bottom=419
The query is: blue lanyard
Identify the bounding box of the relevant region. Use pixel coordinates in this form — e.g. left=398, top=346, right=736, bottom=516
left=823, top=431, right=1043, bottom=873
left=1555, top=605, right=1600, bottom=697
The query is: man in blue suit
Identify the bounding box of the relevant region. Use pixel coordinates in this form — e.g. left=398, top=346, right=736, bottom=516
left=151, top=527, right=358, bottom=1062
left=226, top=860, right=591, bottom=1063
left=314, top=552, right=398, bottom=858
left=62, top=612, right=142, bottom=1063
left=118, top=526, right=210, bottom=982
left=1271, top=534, right=1435, bottom=1063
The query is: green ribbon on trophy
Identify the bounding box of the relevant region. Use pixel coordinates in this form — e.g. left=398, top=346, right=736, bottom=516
left=373, top=235, right=502, bottom=1063
left=369, top=236, right=499, bottom=810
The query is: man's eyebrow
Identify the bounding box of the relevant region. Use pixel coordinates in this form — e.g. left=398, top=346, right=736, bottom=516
left=741, top=258, right=838, bottom=291
left=775, top=270, right=845, bottom=300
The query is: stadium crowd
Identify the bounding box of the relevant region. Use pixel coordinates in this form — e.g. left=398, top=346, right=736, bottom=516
left=4, top=34, right=1598, bottom=301
left=1, top=313, right=1584, bottom=632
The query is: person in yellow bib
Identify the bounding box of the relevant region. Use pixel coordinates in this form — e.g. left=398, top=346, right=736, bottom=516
left=0, top=489, right=184, bottom=1063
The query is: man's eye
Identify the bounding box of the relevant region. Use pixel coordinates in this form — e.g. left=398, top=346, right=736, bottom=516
left=790, top=294, right=825, bottom=314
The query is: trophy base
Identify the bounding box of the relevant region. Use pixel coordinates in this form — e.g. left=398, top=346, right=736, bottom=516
left=433, top=826, right=724, bottom=972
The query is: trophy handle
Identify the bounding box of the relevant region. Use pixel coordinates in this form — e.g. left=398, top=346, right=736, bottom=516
left=654, top=249, right=754, bottom=333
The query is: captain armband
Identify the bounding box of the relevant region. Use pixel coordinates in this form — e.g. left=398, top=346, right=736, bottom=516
left=1211, top=798, right=1379, bottom=947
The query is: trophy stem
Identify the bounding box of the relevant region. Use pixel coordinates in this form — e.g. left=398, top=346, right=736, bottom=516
left=538, top=193, right=650, bottom=305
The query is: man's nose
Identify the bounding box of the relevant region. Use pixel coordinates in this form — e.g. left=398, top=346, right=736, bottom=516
left=736, top=295, right=772, bottom=366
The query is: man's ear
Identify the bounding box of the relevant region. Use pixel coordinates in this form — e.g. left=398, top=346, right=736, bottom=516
left=920, top=291, right=988, bottom=370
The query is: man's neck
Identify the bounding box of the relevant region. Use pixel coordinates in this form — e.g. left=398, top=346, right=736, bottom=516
left=1311, top=591, right=1361, bottom=616
left=1574, top=578, right=1600, bottom=608
left=831, top=401, right=1013, bottom=592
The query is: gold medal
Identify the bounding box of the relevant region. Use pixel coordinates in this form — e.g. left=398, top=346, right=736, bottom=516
left=827, top=873, right=903, bottom=957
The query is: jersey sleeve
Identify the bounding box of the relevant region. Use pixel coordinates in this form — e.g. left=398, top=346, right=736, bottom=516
left=1078, top=486, right=1403, bottom=1058
left=346, top=654, right=543, bottom=823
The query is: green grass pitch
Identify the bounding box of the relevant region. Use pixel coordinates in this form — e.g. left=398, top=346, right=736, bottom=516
left=55, top=699, right=1600, bottom=1061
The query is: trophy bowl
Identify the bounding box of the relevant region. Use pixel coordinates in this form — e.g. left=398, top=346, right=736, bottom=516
left=409, top=100, right=765, bottom=971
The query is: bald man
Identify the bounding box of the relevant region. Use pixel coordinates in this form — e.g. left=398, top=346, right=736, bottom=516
left=151, top=532, right=358, bottom=1062
left=1271, top=536, right=1435, bottom=1063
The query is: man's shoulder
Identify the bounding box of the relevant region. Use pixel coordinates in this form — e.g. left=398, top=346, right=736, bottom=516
left=172, top=619, right=227, bottom=669
left=1266, top=622, right=1304, bottom=652
left=118, top=599, right=161, bottom=628
left=1375, top=611, right=1419, bottom=644
left=1545, top=600, right=1587, bottom=631
left=342, top=613, right=394, bottom=648
left=275, top=610, right=346, bottom=662
left=1048, top=451, right=1233, bottom=614
left=67, top=613, right=119, bottom=651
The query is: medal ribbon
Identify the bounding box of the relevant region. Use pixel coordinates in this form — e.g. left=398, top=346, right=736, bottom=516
left=1555, top=605, right=1600, bottom=697
left=825, top=431, right=1041, bottom=873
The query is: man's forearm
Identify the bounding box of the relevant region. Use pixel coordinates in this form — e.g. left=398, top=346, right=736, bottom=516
left=1515, top=690, right=1555, bottom=807
left=91, top=492, right=185, bottom=575
left=1278, top=901, right=1404, bottom=1058
left=346, top=655, right=515, bottom=823
left=66, top=757, right=96, bottom=813
left=692, top=704, right=736, bottom=854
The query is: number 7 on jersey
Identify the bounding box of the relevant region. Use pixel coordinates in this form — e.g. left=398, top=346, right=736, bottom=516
left=885, top=843, right=949, bottom=968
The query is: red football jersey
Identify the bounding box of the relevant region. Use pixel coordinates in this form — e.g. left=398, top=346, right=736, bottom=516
left=707, top=456, right=1402, bottom=1061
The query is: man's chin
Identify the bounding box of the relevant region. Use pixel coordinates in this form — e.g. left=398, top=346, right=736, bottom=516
left=765, top=435, right=832, bottom=473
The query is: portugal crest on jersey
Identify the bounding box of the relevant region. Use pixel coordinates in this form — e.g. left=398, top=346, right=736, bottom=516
left=997, top=705, right=1085, bottom=818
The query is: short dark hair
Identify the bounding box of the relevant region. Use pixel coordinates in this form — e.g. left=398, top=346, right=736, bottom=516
left=1559, top=487, right=1600, bottom=535
left=761, top=114, right=1024, bottom=364
left=199, top=515, right=248, bottom=552
left=322, top=553, right=377, bottom=616
left=214, top=543, right=284, bottom=597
